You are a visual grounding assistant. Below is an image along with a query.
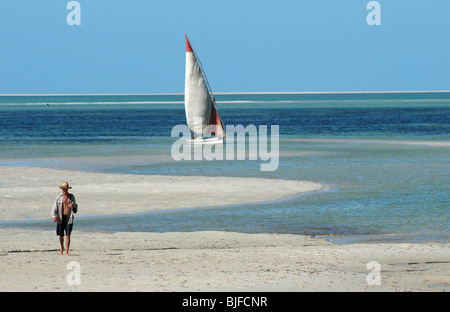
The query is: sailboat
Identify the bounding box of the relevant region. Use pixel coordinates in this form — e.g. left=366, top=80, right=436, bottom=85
left=184, top=35, right=225, bottom=144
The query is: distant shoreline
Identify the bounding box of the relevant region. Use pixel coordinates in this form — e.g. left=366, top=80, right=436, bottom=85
left=0, top=90, right=449, bottom=96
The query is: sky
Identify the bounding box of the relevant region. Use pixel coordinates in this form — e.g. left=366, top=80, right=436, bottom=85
left=0, top=0, right=449, bottom=94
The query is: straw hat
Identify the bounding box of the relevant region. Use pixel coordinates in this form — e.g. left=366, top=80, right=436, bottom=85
left=59, top=182, right=72, bottom=190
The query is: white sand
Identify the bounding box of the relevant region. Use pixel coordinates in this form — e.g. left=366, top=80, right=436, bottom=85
left=0, top=166, right=322, bottom=221
left=0, top=166, right=448, bottom=292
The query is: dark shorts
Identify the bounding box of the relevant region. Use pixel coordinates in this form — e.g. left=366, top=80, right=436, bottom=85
left=56, top=215, right=73, bottom=237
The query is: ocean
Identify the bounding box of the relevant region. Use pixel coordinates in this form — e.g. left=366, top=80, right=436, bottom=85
left=0, top=92, right=449, bottom=243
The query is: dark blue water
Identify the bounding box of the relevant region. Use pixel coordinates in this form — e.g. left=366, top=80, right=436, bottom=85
left=1, top=93, right=449, bottom=154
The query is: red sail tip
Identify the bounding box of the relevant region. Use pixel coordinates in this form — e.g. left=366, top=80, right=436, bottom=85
left=185, top=35, right=193, bottom=52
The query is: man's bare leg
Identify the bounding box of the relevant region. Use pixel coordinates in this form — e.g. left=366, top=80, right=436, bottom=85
left=59, top=236, right=64, bottom=255
left=65, top=235, right=71, bottom=256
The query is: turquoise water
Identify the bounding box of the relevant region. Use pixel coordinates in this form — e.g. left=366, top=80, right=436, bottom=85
left=0, top=93, right=449, bottom=243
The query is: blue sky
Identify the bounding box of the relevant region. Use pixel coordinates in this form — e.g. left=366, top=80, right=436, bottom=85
left=0, top=0, right=449, bottom=94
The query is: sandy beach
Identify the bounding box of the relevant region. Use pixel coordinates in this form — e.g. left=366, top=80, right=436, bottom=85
left=0, top=167, right=448, bottom=292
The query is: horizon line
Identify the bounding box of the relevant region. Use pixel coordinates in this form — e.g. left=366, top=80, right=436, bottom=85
left=0, top=90, right=449, bottom=96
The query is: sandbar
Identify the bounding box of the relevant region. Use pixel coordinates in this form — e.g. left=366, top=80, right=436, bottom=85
left=0, top=166, right=448, bottom=292
left=0, top=166, right=322, bottom=221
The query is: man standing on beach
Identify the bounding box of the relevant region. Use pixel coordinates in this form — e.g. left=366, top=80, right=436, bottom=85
left=51, top=182, right=78, bottom=255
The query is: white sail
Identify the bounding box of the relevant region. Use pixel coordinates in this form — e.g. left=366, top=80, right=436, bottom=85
left=184, top=35, right=225, bottom=138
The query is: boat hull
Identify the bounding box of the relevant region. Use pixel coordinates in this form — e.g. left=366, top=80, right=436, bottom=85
left=187, top=137, right=224, bottom=145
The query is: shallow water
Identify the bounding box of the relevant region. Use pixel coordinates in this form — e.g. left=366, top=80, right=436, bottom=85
left=1, top=92, right=449, bottom=243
